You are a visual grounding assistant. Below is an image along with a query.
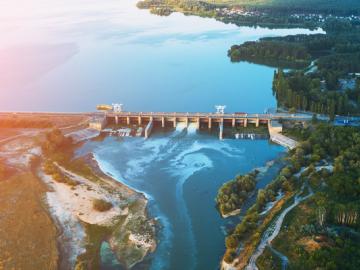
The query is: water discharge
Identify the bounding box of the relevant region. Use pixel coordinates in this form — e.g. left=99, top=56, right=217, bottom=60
left=175, top=122, right=188, bottom=133
left=187, top=123, right=199, bottom=135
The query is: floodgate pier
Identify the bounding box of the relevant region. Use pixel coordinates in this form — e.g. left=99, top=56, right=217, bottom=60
left=89, top=105, right=315, bottom=149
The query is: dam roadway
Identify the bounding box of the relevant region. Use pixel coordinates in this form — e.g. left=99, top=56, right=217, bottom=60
left=0, top=110, right=333, bottom=149
left=98, top=111, right=327, bottom=148
left=105, top=111, right=323, bottom=121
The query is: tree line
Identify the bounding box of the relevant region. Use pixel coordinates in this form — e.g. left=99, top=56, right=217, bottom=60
left=273, top=69, right=360, bottom=118
left=228, top=41, right=311, bottom=69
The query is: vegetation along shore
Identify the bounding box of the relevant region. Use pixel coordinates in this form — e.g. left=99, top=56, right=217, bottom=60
left=217, top=122, right=360, bottom=270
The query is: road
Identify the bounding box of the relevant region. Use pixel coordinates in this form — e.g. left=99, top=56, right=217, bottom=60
left=105, top=111, right=331, bottom=122
left=0, top=116, right=91, bottom=145
left=0, top=130, right=41, bottom=145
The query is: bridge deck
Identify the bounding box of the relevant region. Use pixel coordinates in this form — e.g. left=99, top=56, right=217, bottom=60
left=105, top=112, right=315, bottom=121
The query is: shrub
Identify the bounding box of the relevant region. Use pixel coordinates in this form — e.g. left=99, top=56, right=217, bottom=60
left=44, top=160, right=79, bottom=186
left=225, top=235, right=239, bottom=249
left=223, top=249, right=236, bottom=263
left=93, top=199, right=112, bottom=212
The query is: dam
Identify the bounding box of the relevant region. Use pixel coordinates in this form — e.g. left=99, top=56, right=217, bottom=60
left=103, top=111, right=270, bottom=140
left=89, top=105, right=309, bottom=149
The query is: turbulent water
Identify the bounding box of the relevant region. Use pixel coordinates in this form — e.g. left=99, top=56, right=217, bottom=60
left=80, top=125, right=285, bottom=270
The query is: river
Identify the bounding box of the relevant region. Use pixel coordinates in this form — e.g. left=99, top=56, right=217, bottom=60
left=80, top=126, right=285, bottom=270
left=0, top=0, right=323, bottom=269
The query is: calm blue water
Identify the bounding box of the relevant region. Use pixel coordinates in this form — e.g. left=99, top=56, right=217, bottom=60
left=0, top=0, right=322, bottom=113
left=80, top=125, right=285, bottom=270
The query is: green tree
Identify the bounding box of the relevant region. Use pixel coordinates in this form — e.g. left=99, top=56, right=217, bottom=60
left=225, top=235, right=239, bottom=249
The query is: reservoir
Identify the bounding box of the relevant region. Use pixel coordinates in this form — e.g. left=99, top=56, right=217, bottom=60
left=0, top=0, right=322, bottom=113
left=0, top=0, right=322, bottom=269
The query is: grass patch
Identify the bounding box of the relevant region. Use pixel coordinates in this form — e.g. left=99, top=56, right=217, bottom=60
left=0, top=172, right=58, bottom=270
left=75, top=223, right=112, bottom=270
left=43, top=160, right=79, bottom=186
left=256, top=246, right=282, bottom=270
left=271, top=198, right=317, bottom=264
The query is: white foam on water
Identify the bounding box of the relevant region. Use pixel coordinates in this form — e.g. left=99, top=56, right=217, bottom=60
left=171, top=152, right=213, bottom=188
left=187, top=122, right=198, bottom=135
left=169, top=152, right=212, bottom=270
left=89, top=132, right=251, bottom=270
left=95, top=152, right=174, bottom=270
left=171, top=140, right=245, bottom=166
left=124, top=136, right=182, bottom=178
left=94, top=152, right=153, bottom=201
left=95, top=136, right=174, bottom=180
left=175, top=122, right=187, bottom=132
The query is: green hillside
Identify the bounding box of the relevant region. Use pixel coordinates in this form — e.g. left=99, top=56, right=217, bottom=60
left=138, top=0, right=360, bottom=17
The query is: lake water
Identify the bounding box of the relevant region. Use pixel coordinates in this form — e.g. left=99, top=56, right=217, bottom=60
left=1, top=0, right=323, bottom=269
left=0, top=0, right=322, bottom=113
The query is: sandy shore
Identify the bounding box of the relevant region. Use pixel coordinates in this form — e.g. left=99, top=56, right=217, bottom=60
left=40, top=146, right=156, bottom=269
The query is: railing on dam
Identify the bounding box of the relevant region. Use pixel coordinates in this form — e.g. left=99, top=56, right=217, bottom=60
left=104, top=111, right=317, bottom=121
left=96, top=111, right=320, bottom=142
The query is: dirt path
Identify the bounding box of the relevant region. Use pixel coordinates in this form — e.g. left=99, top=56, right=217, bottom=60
left=269, top=246, right=289, bottom=270
left=245, top=185, right=314, bottom=270
left=0, top=130, right=40, bottom=145
left=59, top=117, right=91, bottom=134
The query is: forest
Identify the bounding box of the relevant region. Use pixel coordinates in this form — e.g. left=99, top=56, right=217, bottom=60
left=229, top=19, right=360, bottom=117
left=221, top=124, right=360, bottom=269
left=272, top=69, right=360, bottom=118
left=137, top=0, right=360, bottom=14
left=232, top=0, right=360, bottom=14
left=265, top=124, right=360, bottom=269
left=229, top=41, right=311, bottom=68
